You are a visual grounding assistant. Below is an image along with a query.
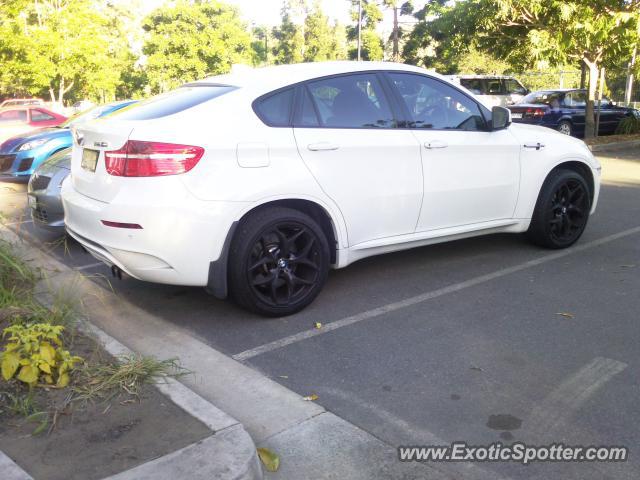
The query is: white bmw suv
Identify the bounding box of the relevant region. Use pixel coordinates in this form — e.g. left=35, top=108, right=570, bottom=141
left=61, top=62, right=600, bottom=316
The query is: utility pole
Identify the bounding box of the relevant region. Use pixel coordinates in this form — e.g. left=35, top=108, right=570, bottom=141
left=357, top=0, right=362, bottom=61
left=625, top=45, right=637, bottom=105
left=392, top=5, right=399, bottom=62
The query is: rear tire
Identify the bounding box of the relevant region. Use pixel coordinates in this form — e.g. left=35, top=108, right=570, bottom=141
left=228, top=207, right=329, bottom=317
left=526, top=169, right=591, bottom=249
left=557, top=120, right=572, bottom=136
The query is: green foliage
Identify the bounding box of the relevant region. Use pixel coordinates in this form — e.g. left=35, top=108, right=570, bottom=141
left=0, top=0, right=135, bottom=104
left=347, top=0, right=384, bottom=60
left=616, top=115, right=640, bottom=135
left=142, top=0, right=252, bottom=93
left=1, top=323, right=83, bottom=387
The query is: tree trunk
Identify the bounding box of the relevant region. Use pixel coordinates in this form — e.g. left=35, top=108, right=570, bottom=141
left=49, top=87, right=56, bottom=104
left=393, top=7, right=399, bottom=62
left=584, top=59, right=599, bottom=139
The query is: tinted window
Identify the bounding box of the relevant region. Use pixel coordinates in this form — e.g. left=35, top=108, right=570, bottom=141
left=254, top=88, right=294, bottom=126
left=0, top=110, right=27, bottom=122
left=299, top=88, right=320, bottom=127
left=306, top=74, right=395, bottom=128
left=31, top=110, right=55, bottom=122
left=485, top=79, right=503, bottom=94
left=505, top=79, right=527, bottom=95
left=389, top=73, right=486, bottom=131
left=460, top=79, right=484, bottom=95
left=113, top=85, right=234, bottom=121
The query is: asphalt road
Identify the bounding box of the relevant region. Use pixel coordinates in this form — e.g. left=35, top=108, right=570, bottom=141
left=2, top=149, right=640, bottom=480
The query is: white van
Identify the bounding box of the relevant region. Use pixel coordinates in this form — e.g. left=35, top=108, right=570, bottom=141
left=447, top=75, right=529, bottom=107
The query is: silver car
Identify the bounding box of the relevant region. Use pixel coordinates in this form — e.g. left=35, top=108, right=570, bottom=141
left=27, top=148, right=70, bottom=230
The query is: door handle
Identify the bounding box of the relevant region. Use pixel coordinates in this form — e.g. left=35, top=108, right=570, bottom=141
left=307, top=142, right=339, bottom=151
left=523, top=142, right=546, bottom=150
left=424, top=140, right=448, bottom=149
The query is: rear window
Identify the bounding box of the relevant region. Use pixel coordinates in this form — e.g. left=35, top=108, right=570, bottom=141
left=112, top=85, right=235, bottom=121
left=522, top=91, right=562, bottom=107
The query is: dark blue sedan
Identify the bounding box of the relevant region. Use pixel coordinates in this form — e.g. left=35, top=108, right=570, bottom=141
left=508, top=89, right=640, bottom=137
left=0, top=99, right=136, bottom=181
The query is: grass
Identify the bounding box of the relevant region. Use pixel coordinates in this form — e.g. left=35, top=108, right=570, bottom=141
left=0, top=238, right=186, bottom=432
left=73, top=355, right=185, bottom=403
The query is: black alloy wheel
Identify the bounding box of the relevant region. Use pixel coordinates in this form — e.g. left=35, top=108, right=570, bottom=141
left=229, top=207, right=329, bottom=316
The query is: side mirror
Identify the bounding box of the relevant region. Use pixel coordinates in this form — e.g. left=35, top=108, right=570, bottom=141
left=491, top=106, right=511, bottom=130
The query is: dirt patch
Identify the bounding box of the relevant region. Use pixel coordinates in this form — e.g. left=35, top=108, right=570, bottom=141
left=585, top=133, right=640, bottom=146
left=0, top=333, right=212, bottom=480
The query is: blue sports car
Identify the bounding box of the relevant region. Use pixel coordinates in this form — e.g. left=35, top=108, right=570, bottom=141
left=508, top=89, right=640, bottom=137
left=0, top=99, right=136, bottom=181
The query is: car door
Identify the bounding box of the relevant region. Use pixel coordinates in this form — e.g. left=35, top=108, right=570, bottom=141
left=385, top=72, right=521, bottom=232
left=29, top=108, right=59, bottom=128
left=293, top=72, right=423, bottom=246
left=0, top=109, right=30, bottom=143
left=561, top=91, right=586, bottom=136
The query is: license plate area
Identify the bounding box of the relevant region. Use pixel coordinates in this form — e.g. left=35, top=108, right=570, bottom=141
left=511, top=113, right=523, bottom=119
left=81, top=149, right=99, bottom=172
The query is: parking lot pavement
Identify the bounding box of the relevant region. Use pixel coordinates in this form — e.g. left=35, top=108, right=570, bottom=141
left=2, top=151, right=640, bottom=479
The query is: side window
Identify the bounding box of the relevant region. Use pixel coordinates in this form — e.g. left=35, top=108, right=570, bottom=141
left=564, top=92, right=586, bottom=108
left=460, top=79, right=484, bottom=95
left=486, top=79, right=503, bottom=95
left=254, top=88, right=294, bottom=127
left=31, top=110, right=56, bottom=122
left=0, top=110, right=27, bottom=122
left=389, top=73, right=486, bottom=131
left=299, top=88, right=320, bottom=127
left=305, top=74, right=395, bottom=128
left=505, top=79, right=527, bottom=95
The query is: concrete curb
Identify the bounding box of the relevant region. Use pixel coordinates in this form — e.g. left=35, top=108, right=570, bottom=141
left=0, top=226, right=263, bottom=480
left=588, top=139, right=640, bottom=152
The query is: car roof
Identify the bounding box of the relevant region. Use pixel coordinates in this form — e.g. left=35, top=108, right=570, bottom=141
left=192, top=61, right=442, bottom=93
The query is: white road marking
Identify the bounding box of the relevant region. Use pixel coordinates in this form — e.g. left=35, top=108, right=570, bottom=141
left=233, top=225, right=640, bottom=362
left=74, top=262, right=107, bottom=271
left=528, top=357, right=627, bottom=440
left=0, top=450, right=33, bottom=480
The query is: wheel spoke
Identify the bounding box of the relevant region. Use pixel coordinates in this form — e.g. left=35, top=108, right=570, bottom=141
left=252, top=271, right=276, bottom=287
left=248, top=256, right=272, bottom=272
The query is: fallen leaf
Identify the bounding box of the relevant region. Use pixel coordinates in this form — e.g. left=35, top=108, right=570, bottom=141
left=257, top=447, right=280, bottom=472
left=278, top=375, right=288, bottom=379
left=469, top=366, right=484, bottom=372
left=620, top=264, right=636, bottom=269
left=314, top=322, right=322, bottom=329
left=303, top=394, right=319, bottom=401
left=555, top=312, right=575, bottom=319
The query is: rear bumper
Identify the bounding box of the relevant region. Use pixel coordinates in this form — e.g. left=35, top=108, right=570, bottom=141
left=61, top=179, right=248, bottom=287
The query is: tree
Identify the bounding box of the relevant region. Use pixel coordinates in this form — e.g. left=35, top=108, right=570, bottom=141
left=406, top=0, right=640, bottom=138
left=347, top=0, right=384, bottom=60
left=272, top=0, right=307, bottom=64
left=0, top=0, right=132, bottom=105
left=304, top=1, right=335, bottom=61
left=142, top=0, right=252, bottom=93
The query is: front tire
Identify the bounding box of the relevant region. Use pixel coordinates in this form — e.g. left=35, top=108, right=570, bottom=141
left=228, top=207, right=329, bottom=317
left=526, top=169, right=591, bottom=249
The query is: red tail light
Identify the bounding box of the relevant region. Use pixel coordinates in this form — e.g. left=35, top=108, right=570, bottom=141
left=525, top=108, right=546, bottom=118
left=105, top=140, right=204, bottom=177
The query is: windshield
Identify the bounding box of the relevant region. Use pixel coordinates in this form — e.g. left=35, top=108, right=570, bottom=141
left=520, top=91, right=562, bottom=108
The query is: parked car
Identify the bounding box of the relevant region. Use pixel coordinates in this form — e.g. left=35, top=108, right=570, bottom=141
left=61, top=62, right=600, bottom=316
left=0, top=106, right=67, bottom=146
left=27, top=148, right=71, bottom=230
left=448, top=75, right=529, bottom=107
left=508, top=89, right=640, bottom=137
left=0, top=98, right=44, bottom=108
left=0, top=100, right=136, bottom=180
